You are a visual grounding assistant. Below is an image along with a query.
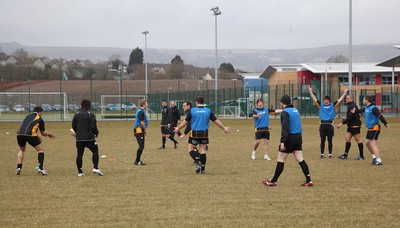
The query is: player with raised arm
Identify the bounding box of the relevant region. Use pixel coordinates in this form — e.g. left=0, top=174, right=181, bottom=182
left=308, top=85, right=348, bottom=158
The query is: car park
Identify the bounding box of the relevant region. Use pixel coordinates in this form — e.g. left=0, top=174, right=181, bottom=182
left=68, top=104, right=79, bottom=111
left=122, top=102, right=136, bottom=110
left=27, top=103, right=37, bottom=112
left=106, top=104, right=119, bottom=111
left=0, top=105, right=10, bottom=112
left=13, top=104, right=26, bottom=112
left=53, top=104, right=64, bottom=111
left=42, top=104, right=53, bottom=112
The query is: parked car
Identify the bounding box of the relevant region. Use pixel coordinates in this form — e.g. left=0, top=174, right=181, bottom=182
left=42, top=104, right=53, bottom=112
left=106, top=104, right=118, bottom=111
left=0, top=105, right=10, bottom=112
left=68, top=104, right=79, bottom=111
left=91, top=102, right=101, bottom=111
left=27, top=103, right=37, bottom=112
left=53, top=104, right=64, bottom=111
left=13, top=104, right=26, bottom=112
left=122, top=102, right=136, bottom=110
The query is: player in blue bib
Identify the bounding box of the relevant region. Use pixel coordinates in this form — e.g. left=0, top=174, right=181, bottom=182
left=309, top=85, right=348, bottom=158
left=133, top=99, right=149, bottom=166
left=174, top=96, right=230, bottom=174
left=360, top=95, right=389, bottom=165
left=262, top=95, right=313, bottom=187
left=251, top=98, right=281, bottom=160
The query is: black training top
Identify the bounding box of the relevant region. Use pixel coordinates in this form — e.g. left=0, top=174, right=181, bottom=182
left=72, top=108, right=99, bottom=141
left=17, top=112, right=45, bottom=136
left=161, top=105, right=169, bottom=125
left=342, top=101, right=362, bottom=127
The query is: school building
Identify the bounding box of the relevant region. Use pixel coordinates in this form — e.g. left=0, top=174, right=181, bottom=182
left=260, top=58, right=400, bottom=112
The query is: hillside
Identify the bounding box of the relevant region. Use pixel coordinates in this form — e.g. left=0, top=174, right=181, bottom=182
left=1, top=42, right=399, bottom=71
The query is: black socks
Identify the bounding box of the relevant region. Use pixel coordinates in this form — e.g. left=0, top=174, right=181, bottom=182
left=345, top=142, right=351, bottom=154
left=38, top=153, right=44, bottom=170
left=358, top=143, right=364, bottom=157
left=271, top=162, right=284, bottom=183
left=299, top=160, right=311, bottom=182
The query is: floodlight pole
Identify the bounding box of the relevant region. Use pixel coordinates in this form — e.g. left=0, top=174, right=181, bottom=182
left=348, top=0, right=353, bottom=96
left=142, top=30, right=149, bottom=99
left=211, top=6, right=221, bottom=114
left=59, top=64, right=63, bottom=120
left=182, top=82, right=188, bottom=97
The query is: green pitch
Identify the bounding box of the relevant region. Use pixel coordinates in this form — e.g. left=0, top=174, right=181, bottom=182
left=1, top=118, right=399, bottom=227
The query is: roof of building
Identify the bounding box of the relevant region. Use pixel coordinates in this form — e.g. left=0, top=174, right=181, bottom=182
left=261, top=62, right=400, bottom=78
left=376, top=54, right=400, bottom=68
left=302, top=62, right=400, bottom=74
left=239, top=73, right=262, bottom=79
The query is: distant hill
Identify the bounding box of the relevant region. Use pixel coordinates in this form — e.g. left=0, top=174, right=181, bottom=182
left=1, top=42, right=399, bottom=72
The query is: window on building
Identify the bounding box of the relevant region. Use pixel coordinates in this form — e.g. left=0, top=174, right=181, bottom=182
left=382, top=94, right=392, bottom=105
left=338, top=75, right=349, bottom=85
left=281, top=67, right=297, bottom=72
left=358, top=74, right=375, bottom=85
left=381, top=74, right=398, bottom=85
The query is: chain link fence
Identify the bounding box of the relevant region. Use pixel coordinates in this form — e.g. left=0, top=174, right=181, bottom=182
left=0, top=80, right=399, bottom=121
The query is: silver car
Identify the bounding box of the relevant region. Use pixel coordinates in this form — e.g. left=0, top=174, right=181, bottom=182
left=0, top=105, right=10, bottom=112
left=13, top=104, right=26, bottom=112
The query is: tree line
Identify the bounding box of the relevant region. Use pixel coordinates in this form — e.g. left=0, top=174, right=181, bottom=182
left=0, top=47, right=238, bottom=82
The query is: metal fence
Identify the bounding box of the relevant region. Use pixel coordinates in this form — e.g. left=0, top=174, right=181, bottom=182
left=0, top=80, right=399, bottom=121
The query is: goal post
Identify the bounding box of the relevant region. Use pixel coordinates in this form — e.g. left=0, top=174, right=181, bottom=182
left=0, top=92, right=68, bottom=120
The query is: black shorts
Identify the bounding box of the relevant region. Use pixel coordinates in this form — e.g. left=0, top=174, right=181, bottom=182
left=347, top=127, right=361, bottom=135
left=319, top=124, right=334, bottom=138
left=188, top=137, right=209, bottom=145
left=160, top=126, right=172, bottom=135
left=366, top=130, right=380, bottom=140
left=17, top=135, right=41, bottom=147
left=279, top=134, right=302, bottom=153
left=255, top=130, right=270, bottom=140
left=188, top=130, right=209, bottom=145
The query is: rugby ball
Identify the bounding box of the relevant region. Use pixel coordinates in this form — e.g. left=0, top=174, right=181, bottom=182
left=69, top=128, right=76, bottom=137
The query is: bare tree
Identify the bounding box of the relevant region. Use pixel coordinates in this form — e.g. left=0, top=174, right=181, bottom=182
left=326, top=54, right=348, bottom=63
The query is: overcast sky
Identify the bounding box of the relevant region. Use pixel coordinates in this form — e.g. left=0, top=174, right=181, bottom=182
left=1, top=0, right=399, bottom=50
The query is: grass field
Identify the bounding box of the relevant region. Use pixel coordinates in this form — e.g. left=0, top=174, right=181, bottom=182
left=1, top=118, right=399, bottom=227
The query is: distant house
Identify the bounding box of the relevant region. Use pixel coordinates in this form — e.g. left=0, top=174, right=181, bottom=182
left=5, top=56, right=17, bottom=65
left=202, top=73, right=213, bottom=80
left=151, top=67, right=167, bottom=76
left=33, top=59, right=45, bottom=69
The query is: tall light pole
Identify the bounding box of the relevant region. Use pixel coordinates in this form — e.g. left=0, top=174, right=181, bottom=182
left=198, top=80, right=203, bottom=91
left=211, top=6, right=221, bottom=114
left=167, top=87, right=172, bottom=101
left=348, top=0, right=353, bottom=96
left=182, top=82, right=188, bottom=97
left=142, top=30, right=149, bottom=98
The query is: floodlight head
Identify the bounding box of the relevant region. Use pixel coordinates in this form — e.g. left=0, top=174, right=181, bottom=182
left=210, top=6, right=221, bottom=15
left=142, top=31, right=149, bottom=35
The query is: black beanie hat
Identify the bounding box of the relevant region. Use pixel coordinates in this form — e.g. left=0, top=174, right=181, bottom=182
left=280, top=95, right=291, bottom=105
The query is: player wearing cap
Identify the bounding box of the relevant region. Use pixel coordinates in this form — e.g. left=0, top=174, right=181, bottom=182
left=262, top=95, right=313, bottom=187
left=308, top=86, right=348, bottom=158
left=251, top=98, right=281, bottom=160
